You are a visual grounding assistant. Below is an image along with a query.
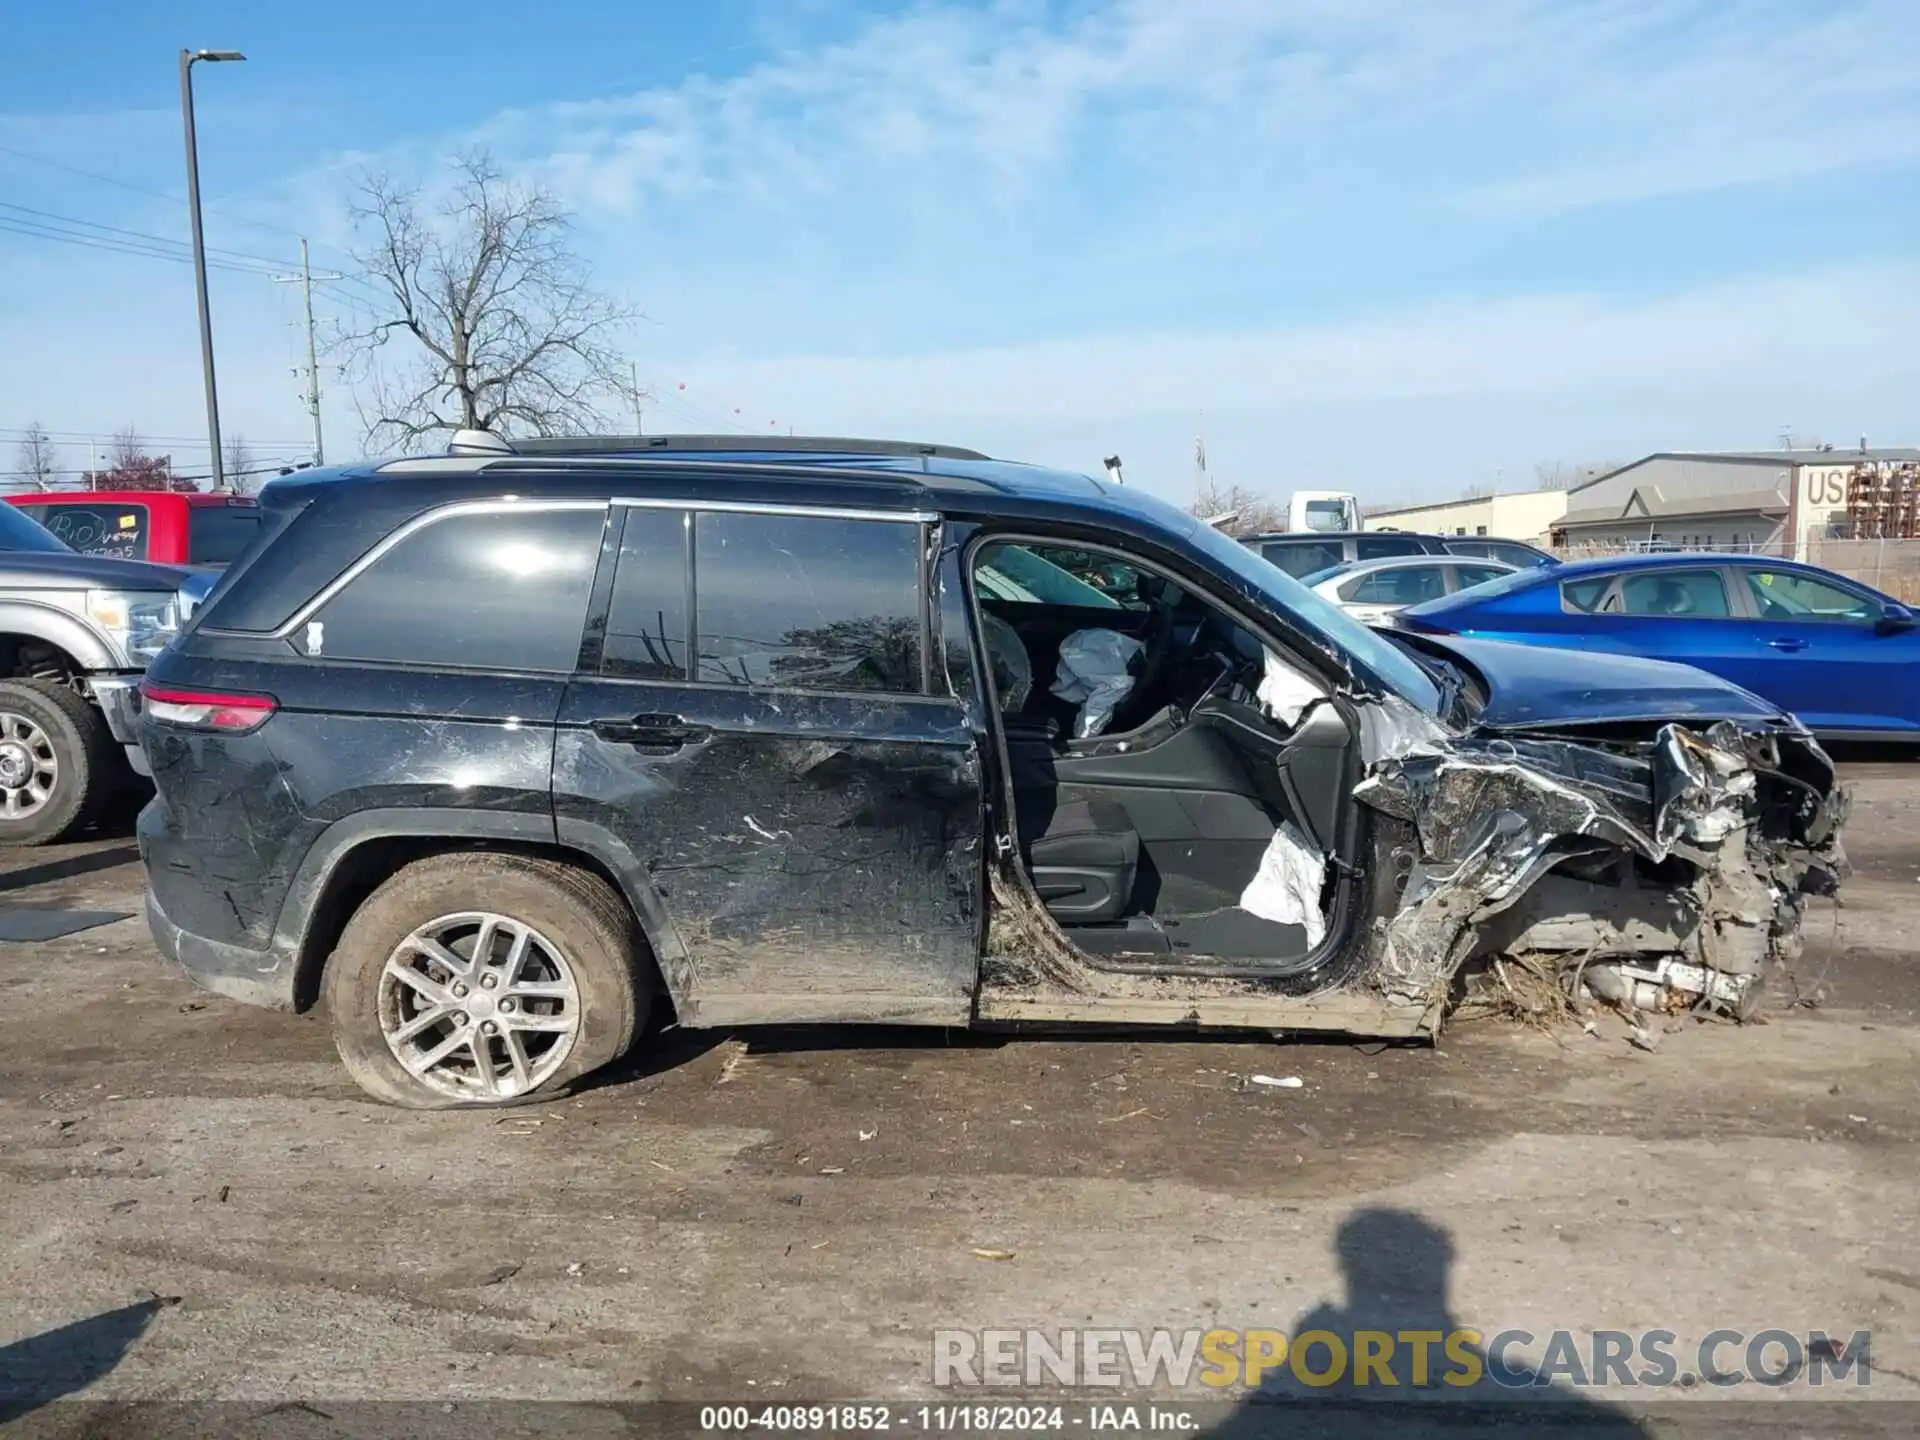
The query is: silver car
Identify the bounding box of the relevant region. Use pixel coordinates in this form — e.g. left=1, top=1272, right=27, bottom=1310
left=1301, top=555, right=1517, bottom=625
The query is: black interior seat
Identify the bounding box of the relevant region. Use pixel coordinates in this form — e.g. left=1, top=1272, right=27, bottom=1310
left=1023, top=798, right=1140, bottom=924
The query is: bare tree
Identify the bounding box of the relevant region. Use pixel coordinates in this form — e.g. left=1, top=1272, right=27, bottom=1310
left=223, top=433, right=254, bottom=493
left=1534, top=459, right=1624, bottom=491
left=111, top=425, right=146, bottom=470
left=12, top=423, right=56, bottom=490
left=1461, top=481, right=1496, bottom=500
left=1189, top=478, right=1287, bottom=537
left=338, top=151, right=638, bottom=451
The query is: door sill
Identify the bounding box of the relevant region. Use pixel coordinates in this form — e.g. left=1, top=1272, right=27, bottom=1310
left=976, top=989, right=1439, bottom=1037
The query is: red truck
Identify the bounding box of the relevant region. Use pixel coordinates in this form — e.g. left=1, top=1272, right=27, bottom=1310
left=2, top=490, right=261, bottom=567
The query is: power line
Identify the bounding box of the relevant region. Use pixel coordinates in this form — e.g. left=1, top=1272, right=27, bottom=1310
left=0, top=201, right=293, bottom=271
left=0, top=141, right=367, bottom=273
left=0, top=215, right=284, bottom=277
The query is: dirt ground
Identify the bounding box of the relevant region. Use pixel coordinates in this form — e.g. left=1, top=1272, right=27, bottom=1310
left=1, top=763, right=1918, bottom=1433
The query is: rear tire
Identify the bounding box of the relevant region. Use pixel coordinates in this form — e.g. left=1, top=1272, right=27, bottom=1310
left=323, top=853, right=649, bottom=1109
left=0, top=679, right=115, bottom=847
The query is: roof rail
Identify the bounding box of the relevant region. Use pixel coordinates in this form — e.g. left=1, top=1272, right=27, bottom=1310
left=443, top=432, right=990, bottom=461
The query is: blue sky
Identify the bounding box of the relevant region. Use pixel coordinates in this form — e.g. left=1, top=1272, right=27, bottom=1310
left=2, top=0, right=1917, bottom=503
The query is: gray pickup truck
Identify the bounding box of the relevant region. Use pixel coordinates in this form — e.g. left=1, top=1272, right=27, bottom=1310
left=0, top=501, right=213, bottom=845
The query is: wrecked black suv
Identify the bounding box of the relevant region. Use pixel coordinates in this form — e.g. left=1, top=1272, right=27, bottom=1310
left=138, top=435, right=1847, bottom=1108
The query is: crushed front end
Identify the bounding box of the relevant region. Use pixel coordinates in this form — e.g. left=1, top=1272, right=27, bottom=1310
left=1354, top=701, right=1848, bottom=1025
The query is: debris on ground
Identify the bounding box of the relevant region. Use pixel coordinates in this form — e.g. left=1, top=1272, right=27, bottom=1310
left=971, top=1248, right=1016, bottom=1262
left=1249, top=1075, right=1304, bottom=1089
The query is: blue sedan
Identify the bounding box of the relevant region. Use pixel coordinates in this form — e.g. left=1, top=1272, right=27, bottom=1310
left=1398, top=552, right=1920, bottom=739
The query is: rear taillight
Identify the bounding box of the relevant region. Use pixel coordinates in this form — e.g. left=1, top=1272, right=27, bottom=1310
left=140, top=682, right=277, bottom=734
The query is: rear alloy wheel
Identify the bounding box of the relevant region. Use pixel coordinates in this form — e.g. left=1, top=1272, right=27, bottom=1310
left=324, top=853, right=648, bottom=1108
left=0, top=680, right=115, bottom=846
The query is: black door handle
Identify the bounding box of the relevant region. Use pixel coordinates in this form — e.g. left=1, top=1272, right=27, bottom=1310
left=591, top=713, right=713, bottom=750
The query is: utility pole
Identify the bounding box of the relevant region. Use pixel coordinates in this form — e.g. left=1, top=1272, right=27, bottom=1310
left=273, top=238, right=341, bottom=466
left=628, top=361, right=645, bottom=435
left=180, top=47, right=245, bottom=489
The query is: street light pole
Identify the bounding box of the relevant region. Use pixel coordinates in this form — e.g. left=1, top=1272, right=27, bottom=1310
left=180, top=47, right=245, bottom=491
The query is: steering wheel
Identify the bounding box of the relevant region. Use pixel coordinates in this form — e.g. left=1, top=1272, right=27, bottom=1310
left=1107, top=584, right=1179, bottom=734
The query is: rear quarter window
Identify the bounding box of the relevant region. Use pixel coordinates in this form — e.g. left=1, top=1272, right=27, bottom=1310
left=303, top=506, right=607, bottom=672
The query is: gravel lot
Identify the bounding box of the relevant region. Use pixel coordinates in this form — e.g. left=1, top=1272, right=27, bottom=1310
left=1, top=764, right=1917, bottom=1433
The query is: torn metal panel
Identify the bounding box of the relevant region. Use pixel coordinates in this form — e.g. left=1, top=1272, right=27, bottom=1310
left=553, top=682, right=983, bottom=1025
left=1353, top=703, right=1845, bottom=1020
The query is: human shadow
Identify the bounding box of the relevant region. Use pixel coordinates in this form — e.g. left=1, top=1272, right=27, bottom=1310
left=0, top=1298, right=163, bottom=1421
left=1207, top=1207, right=1651, bottom=1437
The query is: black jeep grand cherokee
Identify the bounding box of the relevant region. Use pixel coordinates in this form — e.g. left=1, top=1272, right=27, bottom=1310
left=139, top=434, right=1844, bottom=1108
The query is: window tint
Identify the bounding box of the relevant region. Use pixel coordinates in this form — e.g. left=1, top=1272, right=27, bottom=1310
left=604, top=507, right=690, bottom=680
left=1344, top=565, right=1446, bottom=606
left=35, top=502, right=148, bottom=560
left=694, top=512, right=923, bottom=693
left=188, top=505, right=261, bottom=566
left=1561, top=577, right=1612, bottom=612
left=1355, top=536, right=1423, bottom=561
left=311, top=507, right=604, bottom=671
left=1741, top=569, right=1875, bottom=623
left=1618, top=569, right=1730, bottom=618
left=1452, top=565, right=1509, bottom=590
left=1261, top=540, right=1342, bottom=577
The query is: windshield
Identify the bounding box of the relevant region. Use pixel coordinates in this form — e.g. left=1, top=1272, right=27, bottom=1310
left=1173, top=508, right=1442, bottom=714
left=0, top=501, right=74, bottom=554
left=1301, top=499, right=1348, bottom=533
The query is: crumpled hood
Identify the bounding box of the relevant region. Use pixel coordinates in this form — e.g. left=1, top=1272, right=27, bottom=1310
left=1410, top=634, right=1788, bottom=731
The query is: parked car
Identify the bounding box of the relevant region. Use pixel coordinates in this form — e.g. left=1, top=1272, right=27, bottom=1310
left=1300, top=555, right=1517, bottom=624
left=0, top=501, right=207, bottom=843
left=4, top=490, right=262, bottom=568
left=140, top=434, right=1845, bottom=1108
left=1246, top=530, right=1555, bottom=579
left=1438, top=536, right=1559, bottom=569
left=1398, top=552, right=1919, bottom=739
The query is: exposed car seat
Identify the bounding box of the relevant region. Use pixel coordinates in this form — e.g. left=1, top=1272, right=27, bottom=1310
left=1022, top=798, right=1141, bottom=924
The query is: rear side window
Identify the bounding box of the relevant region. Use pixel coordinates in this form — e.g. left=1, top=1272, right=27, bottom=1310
left=693, top=512, right=923, bottom=692
left=188, top=505, right=261, bottom=566
left=32, top=502, right=149, bottom=560
left=1261, top=540, right=1342, bottom=577
left=1561, top=577, right=1612, bottom=612
left=1618, top=570, right=1730, bottom=618
left=308, top=507, right=605, bottom=671
left=1355, top=536, right=1424, bottom=561
left=1452, top=565, right=1510, bottom=590
left=1344, top=566, right=1445, bottom=606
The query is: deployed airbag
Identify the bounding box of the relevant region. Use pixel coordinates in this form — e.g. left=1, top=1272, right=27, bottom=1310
left=1052, top=628, right=1144, bottom=739
left=1239, top=821, right=1329, bottom=947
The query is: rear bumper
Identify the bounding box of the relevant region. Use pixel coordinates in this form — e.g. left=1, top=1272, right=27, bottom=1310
left=88, top=674, right=150, bottom=777
left=146, top=887, right=296, bottom=1010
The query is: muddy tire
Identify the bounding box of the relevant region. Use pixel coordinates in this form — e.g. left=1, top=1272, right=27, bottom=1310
left=0, top=679, right=116, bottom=847
left=323, top=853, right=649, bottom=1109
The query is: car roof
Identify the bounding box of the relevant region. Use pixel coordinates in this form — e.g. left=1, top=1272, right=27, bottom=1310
left=1549, top=551, right=1805, bottom=578
left=1320, top=554, right=1513, bottom=577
